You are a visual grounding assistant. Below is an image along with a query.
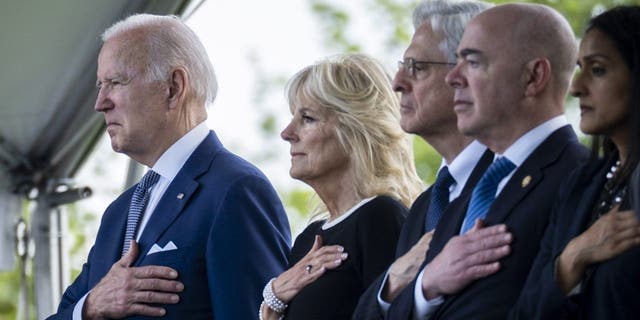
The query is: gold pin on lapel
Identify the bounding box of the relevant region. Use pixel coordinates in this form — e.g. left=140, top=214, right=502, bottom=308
left=522, top=175, right=532, bottom=188
left=177, top=193, right=184, bottom=199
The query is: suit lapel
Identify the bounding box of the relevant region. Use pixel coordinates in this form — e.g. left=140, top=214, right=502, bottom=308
left=567, top=159, right=609, bottom=240
left=484, top=126, right=577, bottom=225
left=407, top=190, right=432, bottom=246
left=100, top=190, right=134, bottom=268
left=135, top=132, right=222, bottom=261
left=426, top=149, right=494, bottom=263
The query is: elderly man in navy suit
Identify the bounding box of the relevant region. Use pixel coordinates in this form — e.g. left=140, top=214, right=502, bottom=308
left=47, top=14, right=291, bottom=319
left=387, top=3, right=589, bottom=319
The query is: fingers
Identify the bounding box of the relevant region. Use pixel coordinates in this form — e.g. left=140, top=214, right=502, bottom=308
left=120, top=240, right=140, bottom=267
left=132, top=290, right=181, bottom=304
left=307, top=250, right=348, bottom=271
left=458, top=224, right=512, bottom=255
left=469, top=219, right=486, bottom=232
left=464, top=242, right=511, bottom=269
left=465, top=223, right=509, bottom=240
left=133, top=265, right=180, bottom=280
left=462, top=261, right=502, bottom=280
left=131, top=277, right=184, bottom=293
left=311, top=235, right=323, bottom=251
left=417, top=231, right=433, bottom=247
left=127, top=303, right=168, bottom=317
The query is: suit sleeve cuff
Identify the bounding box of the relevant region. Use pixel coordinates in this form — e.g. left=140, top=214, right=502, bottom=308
left=72, top=291, right=90, bottom=320
left=414, top=268, right=443, bottom=320
left=377, top=271, right=392, bottom=319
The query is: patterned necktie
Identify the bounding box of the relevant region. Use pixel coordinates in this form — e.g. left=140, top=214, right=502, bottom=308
left=121, top=170, right=161, bottom=256
left=425, top=166, right=455, bottom=232
left=460, top=157, right=515, bottom=234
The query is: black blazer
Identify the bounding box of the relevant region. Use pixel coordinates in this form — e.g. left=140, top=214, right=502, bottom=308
left=511, top=155, right=640, bottom=320
left=352, top=149, right=494, bottom=320
left=387, top=125, right=589, bottom=320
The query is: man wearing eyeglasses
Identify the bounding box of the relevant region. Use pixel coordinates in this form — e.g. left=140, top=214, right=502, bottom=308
left=353, top=1, right=498, bottom=319
left=384, top=3, right=590, bottom=320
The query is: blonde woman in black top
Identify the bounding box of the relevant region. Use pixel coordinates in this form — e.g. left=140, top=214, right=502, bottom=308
left=259, top=53, right=423, bottom=320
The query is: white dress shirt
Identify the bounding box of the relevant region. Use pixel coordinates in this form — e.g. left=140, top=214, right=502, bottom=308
left=73, top=122, right=210, bottom=319
left=376, top=140, right=488, bottom=318
left=413, top=115, right=569, bottom=320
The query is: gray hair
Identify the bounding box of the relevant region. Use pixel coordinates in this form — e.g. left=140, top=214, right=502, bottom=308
left=102, top=14, right=217, bottom=104
left=413, top=0, right=493, bottom=63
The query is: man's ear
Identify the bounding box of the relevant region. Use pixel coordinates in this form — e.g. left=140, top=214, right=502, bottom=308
left=523, top=58, right=551, bottom=97
left=168, top=67, right=188, bottom=108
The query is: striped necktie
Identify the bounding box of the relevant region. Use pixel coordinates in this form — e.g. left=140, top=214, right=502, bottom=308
left=460, top=157, right=515, bottom=234
left=121, top=170, right=160, bottom=256
left=425, top=167, right=455, bottom=232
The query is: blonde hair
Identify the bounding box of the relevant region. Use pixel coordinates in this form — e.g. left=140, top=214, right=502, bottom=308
left=286, top=53, right=424, bottom=208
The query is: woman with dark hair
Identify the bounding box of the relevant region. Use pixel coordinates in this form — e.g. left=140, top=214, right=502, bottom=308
left=511, top=6, right=640, bottom=320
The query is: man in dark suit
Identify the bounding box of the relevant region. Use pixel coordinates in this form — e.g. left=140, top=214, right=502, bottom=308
left=386, top=3, right=589, bottom=319
left=47, top=14, right=291, bottom=319
left=352, top=2, right=497, bottom=319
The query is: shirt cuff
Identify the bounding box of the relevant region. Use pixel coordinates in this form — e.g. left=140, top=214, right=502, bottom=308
left=413, top=268, right=443, bottom=320
left=377, top=271, right=392, bottom=318
left=72, top=292, right=90, bottom=320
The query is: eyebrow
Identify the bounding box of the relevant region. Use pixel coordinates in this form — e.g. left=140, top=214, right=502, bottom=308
left=457, top=48, right=482, bottom=58
left=581, top=53, right=612, bottom=62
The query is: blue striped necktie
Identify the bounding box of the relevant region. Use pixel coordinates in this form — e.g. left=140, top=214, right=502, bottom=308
left=460, top=157, right=515, bottom=234
left=121, top=170, right=161, bottom=256
left=425, top=166, right=455, bottom=232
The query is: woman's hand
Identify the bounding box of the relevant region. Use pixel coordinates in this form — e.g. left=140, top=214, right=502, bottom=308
left=273, top=235, right=348, bottom=303
left=556, top=208, right=640, bottom=293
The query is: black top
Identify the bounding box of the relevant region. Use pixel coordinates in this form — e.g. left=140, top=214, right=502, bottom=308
left=284, top=196, right=406, bottom=320
left=511, top=156, right=639, bottom=320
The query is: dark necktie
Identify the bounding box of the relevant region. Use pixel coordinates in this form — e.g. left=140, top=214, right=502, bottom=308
left=425, top=167, right=455, bottom=232
left=121, top=170, right=161, bottom=256
left=460, top=157, right=515, bottom=234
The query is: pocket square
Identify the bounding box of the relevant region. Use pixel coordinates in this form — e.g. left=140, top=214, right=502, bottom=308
left=147, top=241, right=178, bottom=255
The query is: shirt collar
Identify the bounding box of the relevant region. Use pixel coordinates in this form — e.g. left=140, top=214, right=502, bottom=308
left=442, top=140, right=488, bottom=189
left=500, top=115, right=568, bottom=167
left=151, top=122, right=210, bottom=180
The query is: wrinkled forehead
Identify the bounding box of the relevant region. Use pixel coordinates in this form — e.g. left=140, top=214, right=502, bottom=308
left=98, top=33, right=150, bottom=75
left=407, top=22, right=447, bottom=59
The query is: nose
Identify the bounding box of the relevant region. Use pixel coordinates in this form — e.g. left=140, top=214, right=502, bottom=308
left=94, top=85, right=112, bottom=112
left=569, top=70, right=585, bottom=98
left=445, top=63, right=465, bottom=89
left=392, top=70, right=410, bottom=93
left=280, top=120, right=297, bottom=143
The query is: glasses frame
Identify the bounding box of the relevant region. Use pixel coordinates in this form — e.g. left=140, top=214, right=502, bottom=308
left=397, top=57, right=456, bottom=77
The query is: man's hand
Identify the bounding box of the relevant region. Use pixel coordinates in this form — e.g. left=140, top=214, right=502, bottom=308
left=557, top=209, right=640, bottom=293
left=383, top=231, right=433, bottom=302
left=421, top=220, right=512, bottom=299
left=83, top=241, right=184, bottom=319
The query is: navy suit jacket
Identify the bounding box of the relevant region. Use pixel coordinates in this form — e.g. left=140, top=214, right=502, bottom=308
left=511, top=156, right=640, bottom=320
left=48, top=131, right=291, bottom=319
left=352, top=149, right=494, bottom=320
left=387, top=125, right=588, bottom=320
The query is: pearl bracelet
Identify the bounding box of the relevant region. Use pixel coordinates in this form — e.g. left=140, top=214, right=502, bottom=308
left=262, top=278, right=287, bottom=314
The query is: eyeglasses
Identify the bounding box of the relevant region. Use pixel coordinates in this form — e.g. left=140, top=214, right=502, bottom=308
left=397, top=57, right=456, bottom=77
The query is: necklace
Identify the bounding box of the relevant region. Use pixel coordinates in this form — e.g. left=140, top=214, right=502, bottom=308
left=594, top=160, right=627, bottom=219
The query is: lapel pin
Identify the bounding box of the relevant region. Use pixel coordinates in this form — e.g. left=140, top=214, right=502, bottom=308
left=177, top=193, right=184, bottom=199
left=522, top=175, right=532, bottom=188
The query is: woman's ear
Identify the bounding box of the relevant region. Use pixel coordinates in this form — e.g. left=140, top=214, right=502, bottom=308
left=524, top=58, right=551, bottom=97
